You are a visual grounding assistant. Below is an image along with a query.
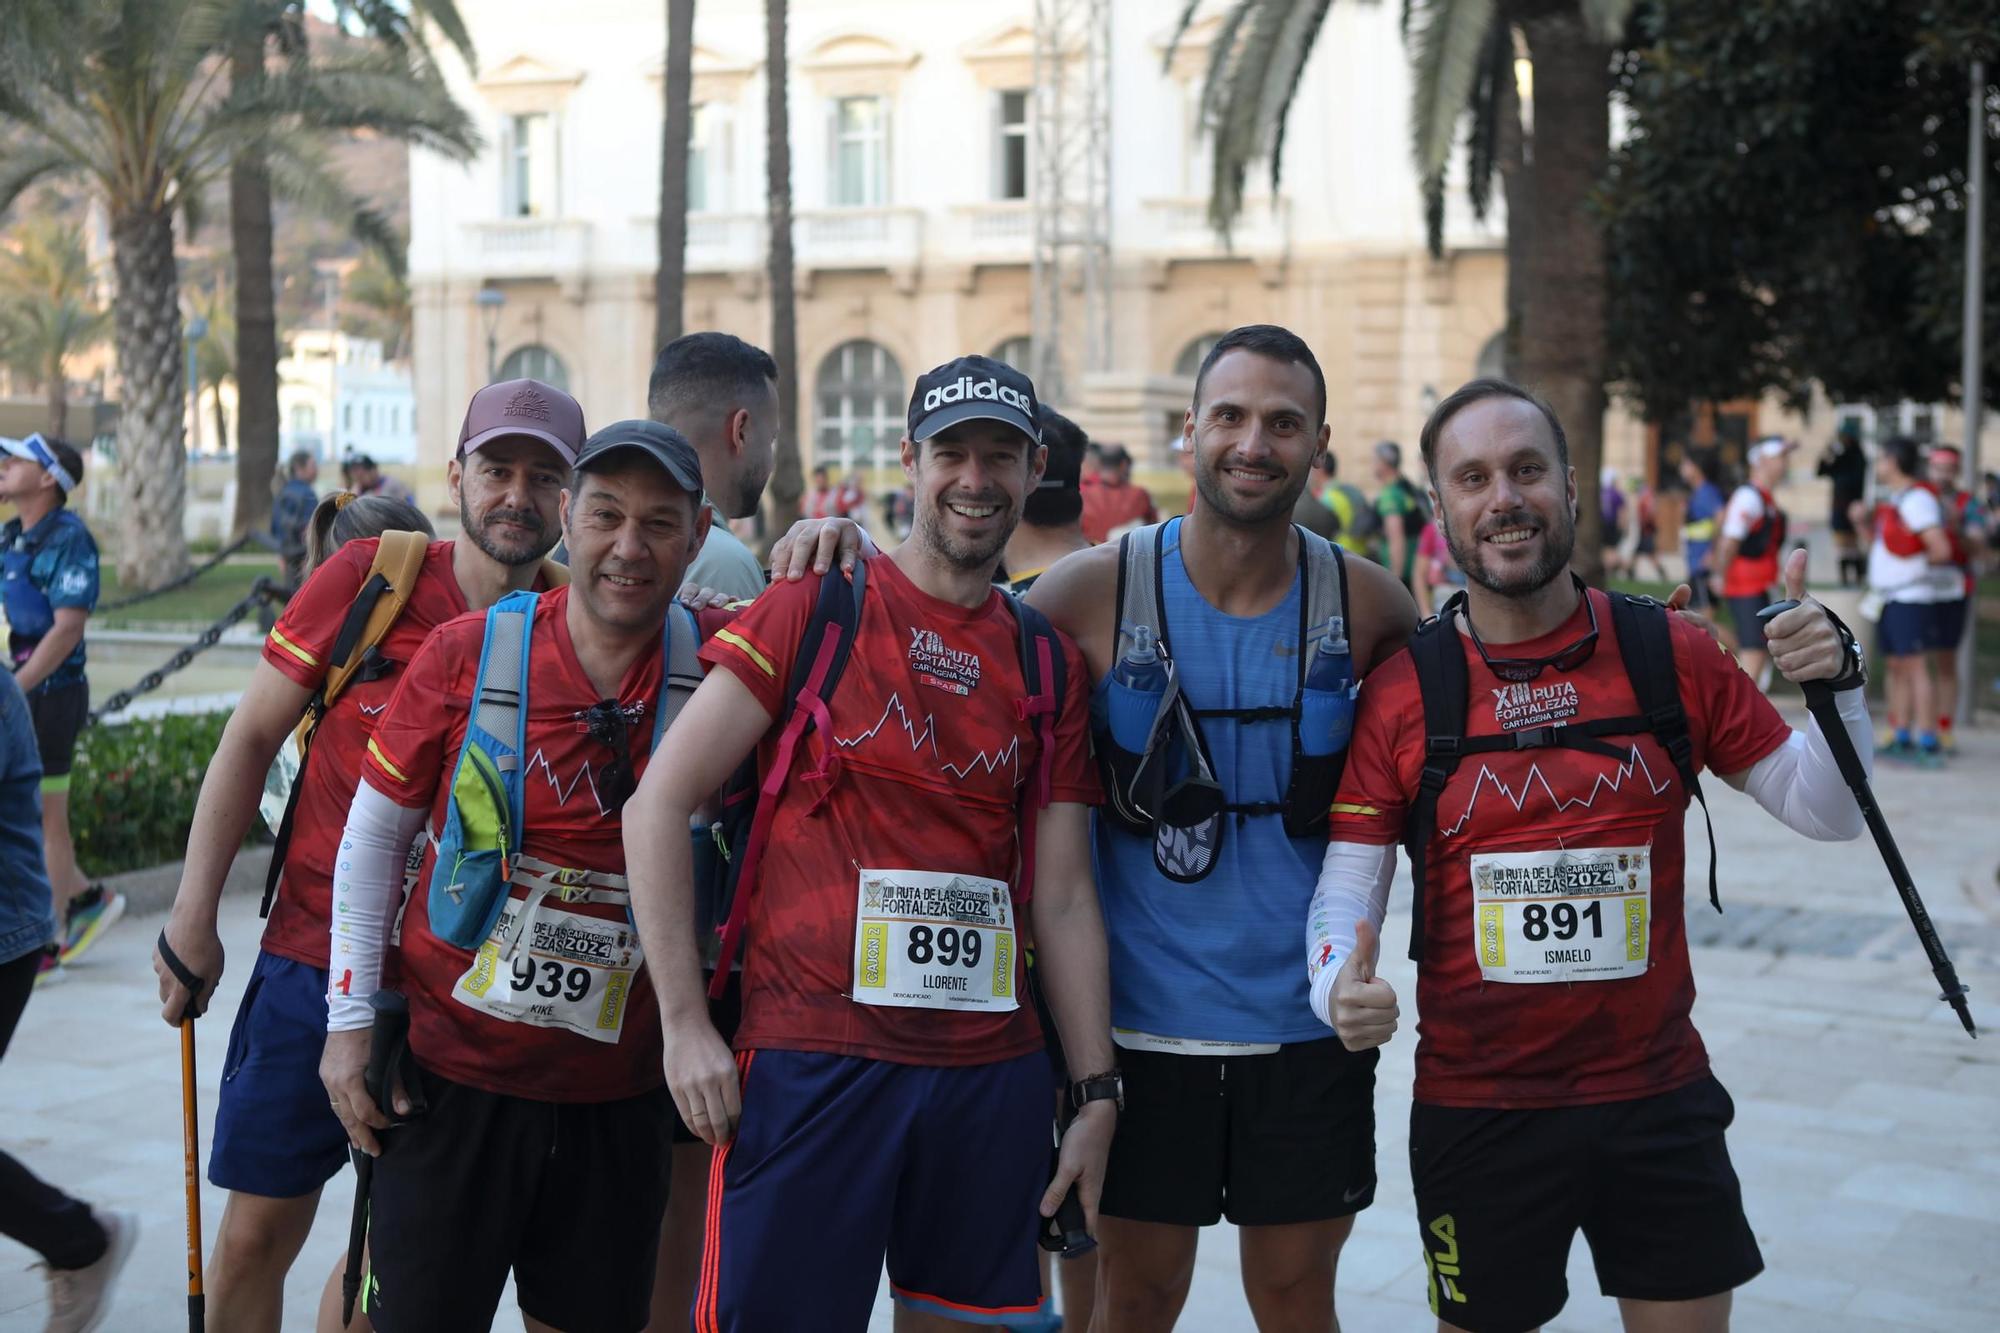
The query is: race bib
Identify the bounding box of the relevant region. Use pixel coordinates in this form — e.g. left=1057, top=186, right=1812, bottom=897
left=453, top=898, right=641, bottom=1042
left=1469, top=846, right=1651, bottom=984
left=852, top=869, right=1018, bottom=1012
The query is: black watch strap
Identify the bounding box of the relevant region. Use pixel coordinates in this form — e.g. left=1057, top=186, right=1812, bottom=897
left=1069, top=1072, right=1123, bottom=1112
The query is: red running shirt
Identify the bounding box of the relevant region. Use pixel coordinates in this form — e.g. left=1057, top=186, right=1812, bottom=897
left=260, top=539, right=511, bottom=969
left=700, top=554, right=1100, bottom=1067
left=1327, top=590, right=1789, bottom=1108
left=362, top=586, right=692, bottom=1102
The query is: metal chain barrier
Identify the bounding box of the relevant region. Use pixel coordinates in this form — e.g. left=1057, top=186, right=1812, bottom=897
left=87, top=576, right=291, bottom=726
left=99, top=533, right=259, bottom=613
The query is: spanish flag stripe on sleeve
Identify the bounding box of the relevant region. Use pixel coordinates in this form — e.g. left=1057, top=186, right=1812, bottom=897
left=1329, top=801, right=1381, bottom=817
left=268, top=627, right=319, bottom=668
left=712, top=627, right=776, bottom=680
left=366, top=737, right=408, bottom=784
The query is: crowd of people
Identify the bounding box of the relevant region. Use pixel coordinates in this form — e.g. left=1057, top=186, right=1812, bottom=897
left=0, top=315, right=1975, bottom=1333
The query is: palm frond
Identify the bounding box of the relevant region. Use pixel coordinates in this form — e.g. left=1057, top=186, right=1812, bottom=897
left=1205, top=0, right=1295, bottom=236
left=0, top=139, right=82, bottom=217
left=1264, top=0, right=1336, bottom=193
left=1463, top=15, right=1510, bottom=223
left=261, top=137, right=403, bottom=273
left=1161, top=0, right=1206, bottom=73
left=249, top=47, right=480, bottom=158
left=1408, top=0, right=1497, bottom=182
left=1576, top=0, right=1638, bottom=45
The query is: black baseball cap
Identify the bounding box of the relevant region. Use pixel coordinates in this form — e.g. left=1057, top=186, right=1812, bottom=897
left=907, top=354, right=1041, bottom=446
left=572, top=419, right=704, bottom=496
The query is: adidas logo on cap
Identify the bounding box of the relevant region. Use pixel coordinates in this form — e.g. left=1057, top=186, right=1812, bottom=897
left=922, top=376, right=1033, bottom=414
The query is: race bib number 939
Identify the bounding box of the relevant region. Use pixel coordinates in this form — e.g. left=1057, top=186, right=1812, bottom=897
left=1469, top=846, right=1651, bottom=984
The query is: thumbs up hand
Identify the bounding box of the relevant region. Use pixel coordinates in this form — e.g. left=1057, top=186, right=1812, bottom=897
left=1332, top=919, right=1400, bottom=1052
left=1762, top=548, right=1846, bottom=684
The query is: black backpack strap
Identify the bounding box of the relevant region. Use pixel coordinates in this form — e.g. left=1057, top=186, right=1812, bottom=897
left=262, top=572, right=397, bottom=918
left=1609, top=592, right=1718, bottom=912
left=1403, top=594, right=1471, bottom=962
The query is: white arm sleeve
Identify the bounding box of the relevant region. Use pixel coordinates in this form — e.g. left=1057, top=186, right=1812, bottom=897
left=1306, top=841, right=1396, bottom=1028
left=1721, top=687, right=1870, bottom=842
left=327, top=780, right=428, bottom=1032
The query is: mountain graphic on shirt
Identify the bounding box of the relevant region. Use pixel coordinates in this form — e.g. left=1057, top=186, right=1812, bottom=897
left=1444, top=744, right=1673, bottom=837
left=836, top=692, right=1022, bottom=781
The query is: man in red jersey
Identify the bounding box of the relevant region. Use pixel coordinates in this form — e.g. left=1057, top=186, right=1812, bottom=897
left=150, top=378, right=581, bottom=1330
left=1308, top=379, right=1870, bottom=1333
left=319, top=421, right=712, bottom=1333
left=625, top=354, right=1116, bottom=1333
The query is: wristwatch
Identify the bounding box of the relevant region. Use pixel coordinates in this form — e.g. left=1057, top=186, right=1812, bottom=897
left=1823, top=608, right=1867, bottom=692
left=1068, top=1070, right=1124, bottom=1114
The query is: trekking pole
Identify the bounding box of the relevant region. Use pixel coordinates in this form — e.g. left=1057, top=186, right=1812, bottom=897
left=155, top=930, right=207, bottom=1333
left=341, top=990, right=411, bottom=1325
left=1758, top=601, right=1977, bottom=1037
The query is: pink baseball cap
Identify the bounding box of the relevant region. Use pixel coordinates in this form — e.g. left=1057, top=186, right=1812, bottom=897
left=457, top=378, right=586, bottom=465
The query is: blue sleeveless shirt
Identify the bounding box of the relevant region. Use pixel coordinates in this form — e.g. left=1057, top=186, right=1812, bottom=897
left=1091, top=518, right=1333, bottom=1045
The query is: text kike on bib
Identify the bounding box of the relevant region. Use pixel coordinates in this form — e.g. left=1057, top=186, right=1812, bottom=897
left=1469, top=846, right=1651, bottom=984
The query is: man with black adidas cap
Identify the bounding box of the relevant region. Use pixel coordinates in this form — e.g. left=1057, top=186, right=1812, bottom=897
left=1312, top=378, right=1867, bottom=1333
left=626, top=353, right=1114, bottom=1332
left=322, top=418, right=713, bottom=1333
left=152, top=378, right=580, bottom=1330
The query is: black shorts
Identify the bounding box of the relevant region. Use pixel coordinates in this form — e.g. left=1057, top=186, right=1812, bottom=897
left=27, top=678, right=87, bottom=780
left=1100, top=1038, right=1377, bottom=1227
left=669, top=971, right=743, bottom=1145
left=363, top=1065, right=673, bottom=1333
left=1725, top=594, right=1770, bottom=649
left=1409, top=1074, right=1763, bottom=1333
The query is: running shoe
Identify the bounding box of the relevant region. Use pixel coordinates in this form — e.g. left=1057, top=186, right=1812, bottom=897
left=59, top=888, right=123, bottom=966
left=33, top=944, right=64, bottom=988
left=41, top=1208, right=139, bottom=1332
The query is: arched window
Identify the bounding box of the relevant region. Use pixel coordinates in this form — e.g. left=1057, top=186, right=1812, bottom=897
left=990, top=336, right=1032, bottom=373
left=498, top=345, right=571, bottom=393
left=814, top=340, right=904, bottom=472
left=1173, top=331, right=1227, bottom=379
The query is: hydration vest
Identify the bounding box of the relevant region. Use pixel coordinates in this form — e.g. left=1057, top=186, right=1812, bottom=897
left=1096, top=521, right=1352, bottom=884
left=428, top=590, right=702, bottom=951
left=704, top=562, right=1069, bottom=999
left=1400, top=590, right=1718, bottom=962
left=1875, top=482, right=1940, bottom=559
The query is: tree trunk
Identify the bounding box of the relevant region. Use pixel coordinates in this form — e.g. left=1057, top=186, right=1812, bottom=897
left=656, top=0, right=695, bottom=351
left=1513, top=11, right=1609, bottom=585
left=44, top=349, right=66, bottom=441
left=1496, top=23, right=1529, bottom=381
left=764, top=0, right=802, bottom=537
left=110, top=202, right=191, bottom=588
left=230, top=35, right=281, bottom=538
left=211, top=378, right=231, bottom=456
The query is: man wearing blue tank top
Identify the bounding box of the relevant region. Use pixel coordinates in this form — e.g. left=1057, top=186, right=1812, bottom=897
left=1029, top=325, right=1417, bottom=1330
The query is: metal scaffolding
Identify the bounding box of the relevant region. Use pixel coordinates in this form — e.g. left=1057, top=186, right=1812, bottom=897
left=1029, top=0, right=1112, bottom=408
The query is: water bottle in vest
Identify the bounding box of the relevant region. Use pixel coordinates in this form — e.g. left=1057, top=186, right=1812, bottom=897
left=1300, top=616, right=1355, bottom=757
left=1108, top=624, right=1169, bottom=754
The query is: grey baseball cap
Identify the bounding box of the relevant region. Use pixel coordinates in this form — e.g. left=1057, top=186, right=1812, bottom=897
left=457, top=378, right=587, bottom=465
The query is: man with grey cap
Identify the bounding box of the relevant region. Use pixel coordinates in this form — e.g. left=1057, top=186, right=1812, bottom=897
left=625, top=354, right=1114, bottom=1331
left=151, top=378, right=582, bottom=1330
left=322, top=418, right=714, bottom=1333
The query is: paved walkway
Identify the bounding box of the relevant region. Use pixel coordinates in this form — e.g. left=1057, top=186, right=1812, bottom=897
left=4, top=704, right=1998, bottom=1331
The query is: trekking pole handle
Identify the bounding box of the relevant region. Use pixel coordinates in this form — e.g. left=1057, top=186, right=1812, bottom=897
left=156, top=929, right=208, bottom=1023
left=364, top=990, right=410, bottom=1114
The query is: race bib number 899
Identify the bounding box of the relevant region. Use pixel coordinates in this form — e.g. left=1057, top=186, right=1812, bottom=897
left=1469, top=846, right=1651, bottom=984
left=852, top=869, right=1018, bottom=1013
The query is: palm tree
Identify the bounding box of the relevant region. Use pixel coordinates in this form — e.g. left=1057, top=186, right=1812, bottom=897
left=0, top=0, right=476, bottom=588
left=194, top=291, right=237, bottom=454
left=764, top=0, right=803, bottom=535
left=656, top=0, right=696, bottom=350
left=0, top=213, right=111, bottom=440
left=1172, top=0, right=1634, bottom=583
left=346, top=247, right=413, bottom=359
left=229, top=0, right=476, bottom=538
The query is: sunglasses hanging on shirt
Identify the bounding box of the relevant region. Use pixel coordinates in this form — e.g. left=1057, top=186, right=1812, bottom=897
left=1455, top=575, right=1600, bottom=683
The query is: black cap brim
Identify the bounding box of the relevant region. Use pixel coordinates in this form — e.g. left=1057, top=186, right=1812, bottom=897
left=574, top=438, right=703, bottom=496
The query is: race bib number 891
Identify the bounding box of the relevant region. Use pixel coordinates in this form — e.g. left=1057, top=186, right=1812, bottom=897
left=1469, top=846, right=1651, bottom=984
left=852, top=868, right=1018, bottom=1012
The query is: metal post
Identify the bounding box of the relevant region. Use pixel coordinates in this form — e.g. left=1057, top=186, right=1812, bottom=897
left=1958, top=61, right=1987, bottom=727
left=1029, top=0, right=1111, bottom=410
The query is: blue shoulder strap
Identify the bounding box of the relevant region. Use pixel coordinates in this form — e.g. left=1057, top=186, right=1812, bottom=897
left=472, top=589, right=539, bottom=844
left=654, top=603, right=704, bottom=750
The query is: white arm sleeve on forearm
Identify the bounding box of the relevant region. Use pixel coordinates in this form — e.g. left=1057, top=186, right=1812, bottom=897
left=1306, top=840, right=1396, bottom=1028
left=327, top=780, right=428, bottom=1032
left=1724, top=687, right=1871, bottom=842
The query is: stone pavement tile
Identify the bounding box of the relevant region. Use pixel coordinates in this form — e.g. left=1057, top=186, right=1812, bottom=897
left=1838, top=1162, right=2000, bottom=1227
left=1831, top=1081, right=1998, bottom=1134
left=1743, top=1266, right=1863, bottom=1317
left=1733, top=1293, right=1923, bottom=1333
left=1860, top=1213, right=2000, bottom=1313
left=1846, top=1283, right=1993, bottom=1331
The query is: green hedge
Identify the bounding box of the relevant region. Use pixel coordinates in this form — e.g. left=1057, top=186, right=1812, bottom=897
left=72, top=710, right=268, bottom=877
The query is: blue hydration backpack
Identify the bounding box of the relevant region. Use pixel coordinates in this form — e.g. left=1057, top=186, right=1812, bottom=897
left=428, top=589, right=704, bottom=950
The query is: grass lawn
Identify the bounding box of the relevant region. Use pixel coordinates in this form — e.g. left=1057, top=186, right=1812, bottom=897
left=97, top=555, right=282, bottom=629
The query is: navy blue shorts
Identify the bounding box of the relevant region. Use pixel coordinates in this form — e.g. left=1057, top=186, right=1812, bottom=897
left=1934, top=597, right=1969, bottom=651
left=1879, top=601, right=1954, bottom=657
left=696, top=1048, right=1048, bottom=1332
left=210, top=950, right=349, bottom=1198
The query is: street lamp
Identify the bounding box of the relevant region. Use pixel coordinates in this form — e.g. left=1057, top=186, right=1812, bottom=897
left=184, top=314, right=209, bottom=455
left=476, top=286, right=507, bottom=381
